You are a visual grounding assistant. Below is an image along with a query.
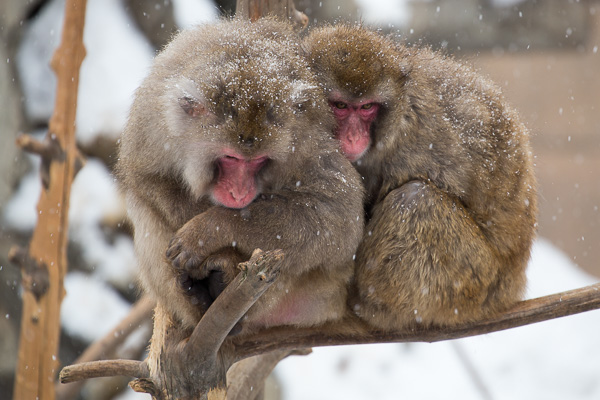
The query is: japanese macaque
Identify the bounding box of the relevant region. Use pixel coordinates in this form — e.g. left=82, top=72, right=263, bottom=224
left=305, top=25, right=537, bottom=330
left=117, top=18, right=364, bottom=334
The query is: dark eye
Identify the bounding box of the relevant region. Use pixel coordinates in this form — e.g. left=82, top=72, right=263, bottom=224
left=334, top=101, right=347, bottom=109
left=361, top=103, right=373, bottom=110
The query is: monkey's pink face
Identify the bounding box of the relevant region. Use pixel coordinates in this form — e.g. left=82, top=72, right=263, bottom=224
left=177, top=95, right=273, bottom=210
left=329, top=100, right=380, bottom=162
left=211, top=152, right=268, bottom=209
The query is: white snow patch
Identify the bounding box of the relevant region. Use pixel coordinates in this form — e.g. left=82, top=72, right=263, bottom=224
left=355, top=0, right=411, bottom=27
left=17, top=0, right=154, bottom=146
left=490, top=0, right=526, bottom=7
left=172, top=0, right=219, bottom=29
left=61, top=272, right=131, bottom=343
left=70, top=159, right=137, bottom=289
left=2, top=155, right=42, bottom=232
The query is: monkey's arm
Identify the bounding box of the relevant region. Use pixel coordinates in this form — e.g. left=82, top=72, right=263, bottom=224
left=166, top=156, right=364, bottom=279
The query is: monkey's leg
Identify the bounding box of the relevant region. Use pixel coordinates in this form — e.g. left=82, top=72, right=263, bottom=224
left=353, top=180, right=517, bottom=330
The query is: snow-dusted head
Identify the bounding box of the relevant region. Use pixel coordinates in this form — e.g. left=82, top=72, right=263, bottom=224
left=305, top=25, right=409, bottom=163
left=119, top=18, right=332, bottom=210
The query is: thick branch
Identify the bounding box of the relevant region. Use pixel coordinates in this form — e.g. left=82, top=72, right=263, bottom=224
left=227, top=349, right=311, bottom=400
left=58, top=282, right=600, bottom=390
left=59, top=249, right=284, bottom=400
left=235, top=0, right=307, bottom=29
left=185, top=248, right=284, bottom=358
left=233, top=282, right=600, bottom=359
left=13, top=1, right=87, bottom=399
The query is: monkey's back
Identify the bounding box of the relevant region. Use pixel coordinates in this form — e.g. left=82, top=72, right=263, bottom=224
left=402, top=47, right=537, bottom=265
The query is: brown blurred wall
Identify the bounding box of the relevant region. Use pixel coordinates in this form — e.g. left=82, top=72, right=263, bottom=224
left=470, top=11, right=600, bottom=277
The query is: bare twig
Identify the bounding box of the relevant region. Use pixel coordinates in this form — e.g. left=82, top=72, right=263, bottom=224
left=56, top=296, right=154, bottom=400
left=60, top=360, right=149, bottom=384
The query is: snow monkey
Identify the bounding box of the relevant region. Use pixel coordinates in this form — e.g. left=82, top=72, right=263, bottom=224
left=305, top=25, right=537, bottom=330
left=117, top=18, right=365, bottom=335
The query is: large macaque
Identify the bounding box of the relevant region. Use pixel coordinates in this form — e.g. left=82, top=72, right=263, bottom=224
left=305, top=25, right=537, bottom=330
left=117, top=18, right=364, bottom=334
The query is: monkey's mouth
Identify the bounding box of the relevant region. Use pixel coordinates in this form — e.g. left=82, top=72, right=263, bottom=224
left=212, top=155, right=268, bottom=209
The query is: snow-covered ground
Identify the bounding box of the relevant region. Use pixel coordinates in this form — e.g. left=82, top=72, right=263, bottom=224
left=6, top=0, right=598, bottom=399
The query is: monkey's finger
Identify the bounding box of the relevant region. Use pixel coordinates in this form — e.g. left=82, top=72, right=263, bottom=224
left=165, top=238, right=182, bottom=259
left=177, top=273, right=194, bottom=291
left=207, top=271, right=227, bottom=300
left=187, top=284, right=212, bottom=313
left=178, top=274, right=212, bottom=312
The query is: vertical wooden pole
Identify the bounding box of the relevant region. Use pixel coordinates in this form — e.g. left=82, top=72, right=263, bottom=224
left=235, top=0, right=303, bottom=23
left=13, top=1, right=87, bottom=399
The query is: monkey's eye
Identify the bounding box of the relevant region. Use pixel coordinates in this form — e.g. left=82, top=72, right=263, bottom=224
left=361, top=103, right=373, bottom=110
left=179, top=96, right=206, bottom=118
left=333, top=101, right=347, bottom=109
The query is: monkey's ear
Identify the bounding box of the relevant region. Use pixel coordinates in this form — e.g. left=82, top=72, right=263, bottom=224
left=299, top=41, right=310, bottom=57
left=178, top=96, right=207, bottom=118
left=291, top=82, right=318, bottom=113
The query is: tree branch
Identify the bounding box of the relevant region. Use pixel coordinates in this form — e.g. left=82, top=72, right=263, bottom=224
left=56, top=296, right=154, bottom=400
left=12, top=1, right=87, bottom=399
left=59, top=249, right=285, bottom=400
left=232, top=282, right=600, bottom=359
left=227, top=349, right=311, bottom=400
left=60, top=360, right=149, bottom=384
left=58, top=281, right=600, bottom=392
left=185, top=249, right=284, bottom=358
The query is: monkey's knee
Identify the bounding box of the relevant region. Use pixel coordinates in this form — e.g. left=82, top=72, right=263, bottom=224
left=386, top=180, right=428, bottom=209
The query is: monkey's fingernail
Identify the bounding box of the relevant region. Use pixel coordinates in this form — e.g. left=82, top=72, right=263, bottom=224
left=173, top=254, right=188, bottom=269
left=184, top=256, right=198, bottom=270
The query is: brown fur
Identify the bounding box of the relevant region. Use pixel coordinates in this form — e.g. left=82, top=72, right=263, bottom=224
left=306, top=25, right=537, bottom=330
left=117, top=18, right=365, bottom=335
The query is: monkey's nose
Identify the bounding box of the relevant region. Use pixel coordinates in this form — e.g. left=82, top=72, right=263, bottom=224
left=238, top=134, right=255, bottom=147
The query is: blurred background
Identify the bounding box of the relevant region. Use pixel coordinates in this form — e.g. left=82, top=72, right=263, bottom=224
left=1, top=0, right=599, bottom=399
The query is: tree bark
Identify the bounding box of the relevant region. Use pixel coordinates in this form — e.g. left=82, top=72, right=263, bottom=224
left=236, top=0, right=308, bottom=28
left=12, top=1, right=87, bottom=399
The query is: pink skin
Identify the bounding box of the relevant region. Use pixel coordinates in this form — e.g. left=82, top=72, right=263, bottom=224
left=330, top=100, right=380, bottom=162
left=212, top=152, right=268, bottom=209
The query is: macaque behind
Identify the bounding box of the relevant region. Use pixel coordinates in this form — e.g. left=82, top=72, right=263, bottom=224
left=117, top=18, right=365, bottom=333
left=306, top=25, right=537, bottom=329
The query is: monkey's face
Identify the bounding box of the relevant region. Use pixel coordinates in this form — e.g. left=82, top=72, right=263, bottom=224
left=306, top=25, right=408, bottom=162
left=328, top=98, right=380, bottom=162
left=163, top=56, right=325, bottom=209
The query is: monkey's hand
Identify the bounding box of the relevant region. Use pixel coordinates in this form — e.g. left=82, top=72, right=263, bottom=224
left=167, top=218, right=244, bottom=315
left=166, top=212, right=238, bottom=279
